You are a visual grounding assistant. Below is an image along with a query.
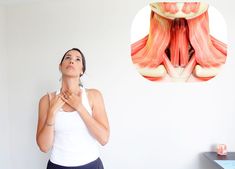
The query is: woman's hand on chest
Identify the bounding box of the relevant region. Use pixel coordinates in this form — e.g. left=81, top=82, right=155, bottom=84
left=61, top=90, right=84, bottom=111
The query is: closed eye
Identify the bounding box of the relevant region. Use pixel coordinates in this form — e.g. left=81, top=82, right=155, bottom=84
left=65, top=56, right=71, bottom=60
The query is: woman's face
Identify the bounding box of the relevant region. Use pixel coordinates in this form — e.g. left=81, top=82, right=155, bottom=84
left=60, top=50, right=83, bottom=78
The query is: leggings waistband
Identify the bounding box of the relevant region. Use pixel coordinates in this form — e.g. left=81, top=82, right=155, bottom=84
left=47, top=157, right=104, bottom=169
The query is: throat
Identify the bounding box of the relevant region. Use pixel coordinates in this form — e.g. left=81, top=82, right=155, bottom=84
left=61, top=77, right=81, bottom=94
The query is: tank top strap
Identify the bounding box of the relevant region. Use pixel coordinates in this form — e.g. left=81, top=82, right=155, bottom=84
left=81, top=87, right=92, bottom=114
left=47, top=92, right=54, bottom=106
left=47, top=92, right=51, bottom=100
left=55, top=89, right=60, bottom=95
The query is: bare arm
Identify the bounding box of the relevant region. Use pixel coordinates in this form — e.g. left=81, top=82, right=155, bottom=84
left=36, top=93, right=64, bottom=153
left=81, top=89, right=110, bottom=145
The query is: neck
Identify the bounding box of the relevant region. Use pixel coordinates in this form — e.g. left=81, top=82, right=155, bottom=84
left=61, top=76, right=81, bottom=93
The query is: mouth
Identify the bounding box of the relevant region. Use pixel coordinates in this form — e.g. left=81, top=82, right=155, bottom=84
left=66, top=65, right=75, bottom=69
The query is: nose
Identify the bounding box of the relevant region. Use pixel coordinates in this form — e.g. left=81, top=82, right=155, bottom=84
left=69, top=59, right=74, bottom=64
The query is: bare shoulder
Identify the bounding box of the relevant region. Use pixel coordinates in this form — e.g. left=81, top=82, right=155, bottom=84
left=86, top=88, right=103, bottom=98
left=85, top=88, right=104, bottom=106
left=39, top=91, right=56, bottom=107
left=39, top=94, right=49, bottom=106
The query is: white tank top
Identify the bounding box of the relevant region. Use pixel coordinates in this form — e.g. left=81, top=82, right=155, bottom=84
left=50, top=87, right=100, bottom=166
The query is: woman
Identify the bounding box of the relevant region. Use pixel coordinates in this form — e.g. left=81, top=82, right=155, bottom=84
left=36, top=48, right=110, bottom=169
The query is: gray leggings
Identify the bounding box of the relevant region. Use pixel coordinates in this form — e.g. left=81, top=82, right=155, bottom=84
left=47, top=158, right=104, bottom=169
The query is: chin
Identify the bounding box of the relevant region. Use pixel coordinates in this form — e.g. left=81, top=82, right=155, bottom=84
left=63, top=73, right=79, bottom=78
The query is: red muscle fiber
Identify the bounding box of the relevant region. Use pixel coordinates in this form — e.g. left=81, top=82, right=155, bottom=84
left=131, top=6, right=227, bottom=82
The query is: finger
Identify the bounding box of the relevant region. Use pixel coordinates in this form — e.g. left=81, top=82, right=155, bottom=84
left=57, top=94, right=63, bottom=102
left=56, top=94, right=61, bottom=100
left=65, top=89, right=73, bottom=95
left=59, top=100, right=65, bottom=106
left=62, top=91, right=69, bottom=99
left=57, top=95, right=65, bottom=103
left=59, top=94, right=66, bottom=100
left=65, top=90, right=72, bottom=97
left=66, top=91, right=74, bottom=100
left=60, top=95, right=68, bottom=103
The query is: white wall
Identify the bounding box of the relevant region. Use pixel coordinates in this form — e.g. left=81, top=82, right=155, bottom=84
left=3, top=0, right=235, bottom=169
left=0, top=5, right=10, bottom=169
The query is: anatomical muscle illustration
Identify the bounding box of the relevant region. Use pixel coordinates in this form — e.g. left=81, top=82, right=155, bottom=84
left=131, top=2, right=227, bottom=82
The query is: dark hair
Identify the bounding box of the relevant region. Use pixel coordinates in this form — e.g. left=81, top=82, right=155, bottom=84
left=60, top=48, right=86, bottom=76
